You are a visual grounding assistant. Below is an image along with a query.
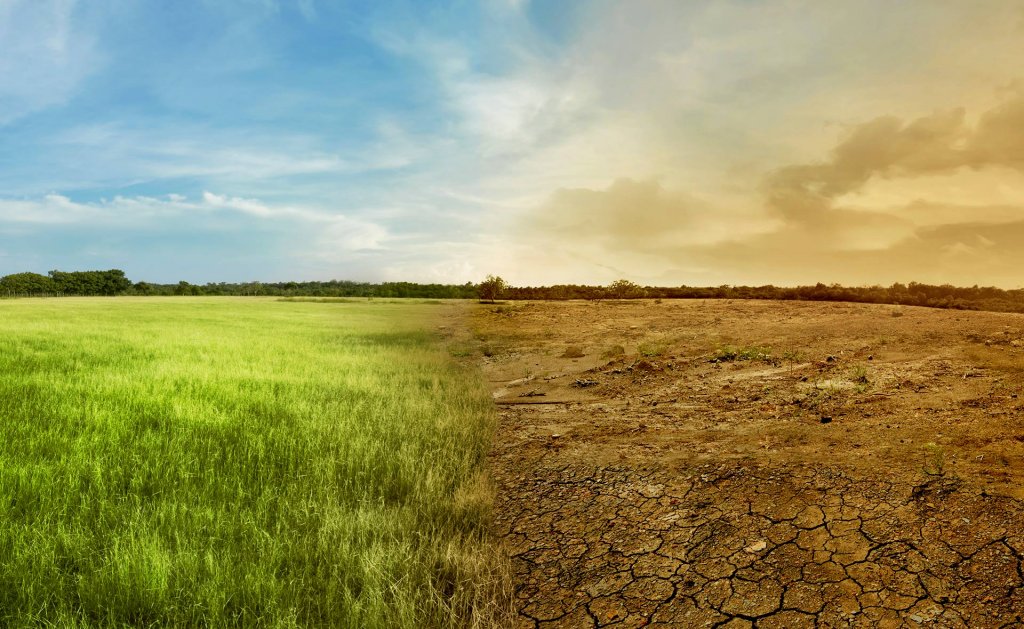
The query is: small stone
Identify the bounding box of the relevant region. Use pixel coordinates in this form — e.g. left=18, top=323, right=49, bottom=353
left=745, top=540, right=768, bottom=553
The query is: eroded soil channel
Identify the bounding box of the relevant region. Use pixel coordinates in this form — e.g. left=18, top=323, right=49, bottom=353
left=470, top=299, right=1024, bottom=627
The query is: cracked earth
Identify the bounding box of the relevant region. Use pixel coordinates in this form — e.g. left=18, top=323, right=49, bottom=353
left=467, top=299, right=1024, bottom=627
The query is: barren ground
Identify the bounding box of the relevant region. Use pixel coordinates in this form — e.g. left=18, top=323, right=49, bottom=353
left=462, top=299, right=1024, bottom=628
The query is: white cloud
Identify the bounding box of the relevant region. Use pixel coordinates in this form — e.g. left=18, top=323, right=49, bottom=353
left=31, top=121, right=419, bottom=194
left=487, top=0, right=529, bottom=13
left=452, top=77, right=548, bottom=141
left=296, top=0, right=316, bottom=20
left=0, top=194, right=86, bottom=224
left=0, top=0, right=99, bottom=124
left=0, top=192, right=387, bottom=252
left=311, top=219, right=389, bottom=255
left=200, top=191, right=387, bottom=250
left=370, top=12, right=588, bottom=158
left=201, top=192, right=279, bottom=218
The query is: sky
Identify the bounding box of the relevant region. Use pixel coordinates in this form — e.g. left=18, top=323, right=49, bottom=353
left=3, top=0, right=1024, bottom=287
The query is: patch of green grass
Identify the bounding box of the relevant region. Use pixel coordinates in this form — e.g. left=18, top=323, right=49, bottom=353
left=447, top=341, right=476, bottom=358
left=850, top=365, right=871, bottom=392
left=278, top=297, right=449, bottom=305
left=637, top=340, right=669, bottom=357
left=277, top=296, right=365, bottom=303
left=710, top=345, right=780, bottom=366
left=800, top=383, right=842, bottom=412
left=780, top=349, right=805, bottom=363
left=0, top=297, right=507, bottom=628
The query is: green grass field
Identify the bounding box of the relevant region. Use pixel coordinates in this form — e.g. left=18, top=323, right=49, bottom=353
left=0, top=297, right=506, bottom=628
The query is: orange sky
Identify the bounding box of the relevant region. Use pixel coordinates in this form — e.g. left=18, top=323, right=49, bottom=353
left=484, top=1, right=1024, bottom=288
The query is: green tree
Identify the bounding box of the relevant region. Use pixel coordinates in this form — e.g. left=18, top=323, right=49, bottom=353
left=607, top=279, right=643, bottom=299
left=477, top=275, right=507, bottom=303
left=0, top=272, right=56, bottom=295
left=48, top=269, right=132, bottom=295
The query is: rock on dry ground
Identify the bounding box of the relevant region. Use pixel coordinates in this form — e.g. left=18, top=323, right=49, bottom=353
left=459, top=299, right=1024, bottom=628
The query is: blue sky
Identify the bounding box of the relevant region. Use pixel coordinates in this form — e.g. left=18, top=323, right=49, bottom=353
left=4, top=1, right=1024, bottom=286
left=1, top=0, right=564, bottom=282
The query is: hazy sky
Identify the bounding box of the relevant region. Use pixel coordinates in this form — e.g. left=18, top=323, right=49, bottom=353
left=3, top=0, right=1024, bottom=287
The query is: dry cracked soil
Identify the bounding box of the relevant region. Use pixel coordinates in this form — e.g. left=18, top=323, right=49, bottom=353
left=456, top=299, right=1024, bottom=628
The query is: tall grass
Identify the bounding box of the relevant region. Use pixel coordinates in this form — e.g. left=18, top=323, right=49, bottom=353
left=0, top=297, right=507, bottom=627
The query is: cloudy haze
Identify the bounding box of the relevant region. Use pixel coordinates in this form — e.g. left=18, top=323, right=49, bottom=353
left=3, top=0, right=1024, bottom=286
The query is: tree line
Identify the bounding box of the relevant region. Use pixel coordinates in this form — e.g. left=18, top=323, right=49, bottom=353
left=0, top=271, right=478, bottom=299
left=4, top=270, right=1024, bottom=315
left=0, top=270, right=131, bottom=297
left=497, top=279, right=1024, bottom=313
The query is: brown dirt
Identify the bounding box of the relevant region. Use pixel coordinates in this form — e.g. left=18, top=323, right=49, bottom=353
left=465, top=299, right=1024, bottom=627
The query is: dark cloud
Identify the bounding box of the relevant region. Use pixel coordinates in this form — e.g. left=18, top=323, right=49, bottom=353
left=969, top=94, right=1024, bottom=168
left=528, top=178, right=713, bottom=252
left=765, top=91, right=1024, bottom=226
left=763, top=108, right=967, bottom=223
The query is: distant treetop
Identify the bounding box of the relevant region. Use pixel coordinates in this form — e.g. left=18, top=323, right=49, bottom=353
left=3, top=270, right=1024, bottom=315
